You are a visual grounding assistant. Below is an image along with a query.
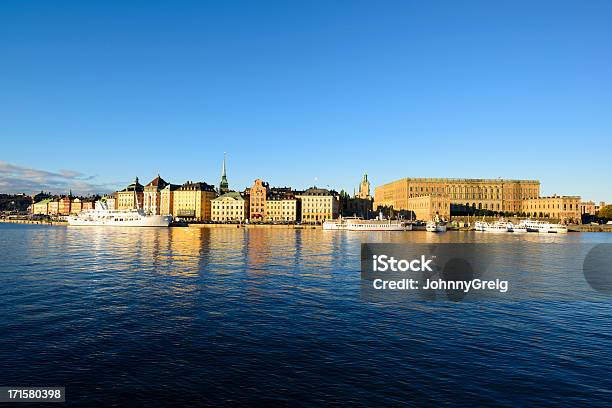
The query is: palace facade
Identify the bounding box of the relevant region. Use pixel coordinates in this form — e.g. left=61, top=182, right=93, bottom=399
left=374, top=178, right=540, bottom=214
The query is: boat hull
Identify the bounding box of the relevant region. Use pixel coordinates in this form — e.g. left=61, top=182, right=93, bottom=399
left=346, top=224, right=412, bottom=231
left=68, top=215, right=172, bottom=227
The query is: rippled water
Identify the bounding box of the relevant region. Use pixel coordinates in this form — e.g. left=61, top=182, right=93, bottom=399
left=1, top=224, right=611, bottom=406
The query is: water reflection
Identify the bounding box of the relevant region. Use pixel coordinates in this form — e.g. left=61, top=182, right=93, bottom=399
left=1, top=225, right=612, bottom=406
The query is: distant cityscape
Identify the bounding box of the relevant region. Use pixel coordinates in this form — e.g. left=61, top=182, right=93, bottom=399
left=1, top=155, right=608, bottom=225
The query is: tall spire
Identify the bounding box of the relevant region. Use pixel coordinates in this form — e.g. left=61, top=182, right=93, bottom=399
left=219, top=152, right=229, bottom=194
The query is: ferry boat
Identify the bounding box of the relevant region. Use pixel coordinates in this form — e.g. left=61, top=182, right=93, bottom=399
left=322, top=216, right=361, bottom=230
left=547, top=224, right=568, bottom=234
left=474, top=221, right=487, bottom=232
left=67, top=202, right=172, bottom=227
left=519, top=219, right=568, bottom=234
left=426, top=221, right=447, bottom=233
left=322, top=219, right=347, bottom=230
left=508, top=222, right=528, bottom=233
left=483, top=219, right=511, bottom=233
left=346, top=219, right=412, bottom=231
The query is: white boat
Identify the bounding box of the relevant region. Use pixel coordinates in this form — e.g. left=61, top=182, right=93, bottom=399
left=426, top=221, right=447, bottom=232
left=322, top=216, right=361, bottom=230
left=519, top=219, right=567, bottom=234
left=548, top=223, right=568, bottom=234
left=67, top=202, right=172, bottom=227
left=322, top=219, right=347, bottom=230
left=474, top=221, right=487, bottom=232
left=483, top=219, right=511, bottom=233
left=508, top=222, right=528, bottom=233
left=346, top=219, right=412, bottom=231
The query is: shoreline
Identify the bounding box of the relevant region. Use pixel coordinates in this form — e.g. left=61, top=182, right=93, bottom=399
left=2, top=218, right=612, bottom=231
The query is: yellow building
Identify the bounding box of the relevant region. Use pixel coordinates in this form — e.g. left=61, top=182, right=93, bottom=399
left=266, top=190, right=299, bottom=222
left=160, top=184, right=180, bottom=216
left=521, top=195, right=581, bottom=223
left=70, top=198, right=82, bottom=214
left=407, top=194, right=451, bottom=221
left=116, top=177, right=144, bottom=210
left=143, top=175, right=168, bottom=215
left=374, top=178, right=540, bottom=214
left=32, top=199, right=51, bottom=215
left=47, top=200, right=60, bottom=215
left=297, top=187, right=339, bottom=224
left=211, top=192, right=248, bottom=222
left=172, top=181, right=217, bottom=221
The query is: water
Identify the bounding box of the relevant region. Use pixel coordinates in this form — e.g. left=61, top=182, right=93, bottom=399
left=1, top=223, right=611, bottom=406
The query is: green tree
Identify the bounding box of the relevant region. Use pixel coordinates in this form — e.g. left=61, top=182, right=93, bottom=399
left=598, top=205, right=612, bottom=220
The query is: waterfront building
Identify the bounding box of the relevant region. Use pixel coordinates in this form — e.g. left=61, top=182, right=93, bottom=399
left=406, top=194, right=451, bottom=221
left=59, top=195, right=72, bottom=215
left=249, top=179, right=270, bottom=221
left=219, top=154, right=230, bottom=195
left=297, top=187, right=339, bottom=224
left=160, top=183, right=180, bottom=216
left=580, top=201, right=597, bottom=215
left=211, top=191, right=249, bottom=222
left=172, top=181, right=217, bottom=221
left=116, top=177, right=144, bottom=210
left=47, top=199, right=60, bottom=215
left=265, top=188, right=300, bottom=222
left=143, top=175, right=169, bottom=215
left=374, top=178, right=540, bottom=215
left=70, top=198, right=82, bottom=214
left=521, top=195, right=581, bottom=223
left=32, top=198, right=51, bottom=215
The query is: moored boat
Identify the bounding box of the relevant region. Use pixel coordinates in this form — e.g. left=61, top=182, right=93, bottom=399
left=426, top=221, right=447, bottom=232
left=67, top=208, right=172, bottom=227
left=483, top=219, right=511, bottom=233
left=508, top=222, right=528, bottom=233
left=346, top=219, right=412, bottom=231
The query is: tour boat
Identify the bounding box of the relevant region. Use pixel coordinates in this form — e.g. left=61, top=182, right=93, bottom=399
left=322, top=216, right=361, bottom=230
left=474, top=221, right=487, bottom=232
left=67, top=208, right=172, bottom=227
left=508, top=222, right=528, bottom=233
left=547, top=224, right=568, bottom=234
left=345, top=219, right=412, bottom=231
left=518, top=219, right=568, bottom=234
left=483, top=220, right=511, bottom=233
left=322, top=219, right=347, bottom=230
left=67, top=199, right=171, bottom=227
left=426, top=221, right=447, bottom=232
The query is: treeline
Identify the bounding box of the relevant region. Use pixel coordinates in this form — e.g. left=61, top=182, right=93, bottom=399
left=0, top=194, right=32, bottom=212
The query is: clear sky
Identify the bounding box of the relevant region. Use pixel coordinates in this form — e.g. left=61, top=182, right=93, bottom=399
left=1, top=0, right=611, bottom=201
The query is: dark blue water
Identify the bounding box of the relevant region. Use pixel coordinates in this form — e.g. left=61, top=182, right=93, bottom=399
left=1, top=224, right=611, bottom=406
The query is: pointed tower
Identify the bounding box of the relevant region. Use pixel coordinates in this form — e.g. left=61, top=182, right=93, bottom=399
left=358, top=173, right=370, bottom=199
left=219, top=153, right=229, bottom=194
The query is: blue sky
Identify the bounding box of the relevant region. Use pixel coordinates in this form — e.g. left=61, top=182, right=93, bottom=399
left=1, top=0, right=611, bottom=201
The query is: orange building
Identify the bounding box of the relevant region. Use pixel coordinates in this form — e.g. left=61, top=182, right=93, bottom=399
left=249, top=179, right=269, bottom=221
left=59, top=196, right=72, bottom=215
